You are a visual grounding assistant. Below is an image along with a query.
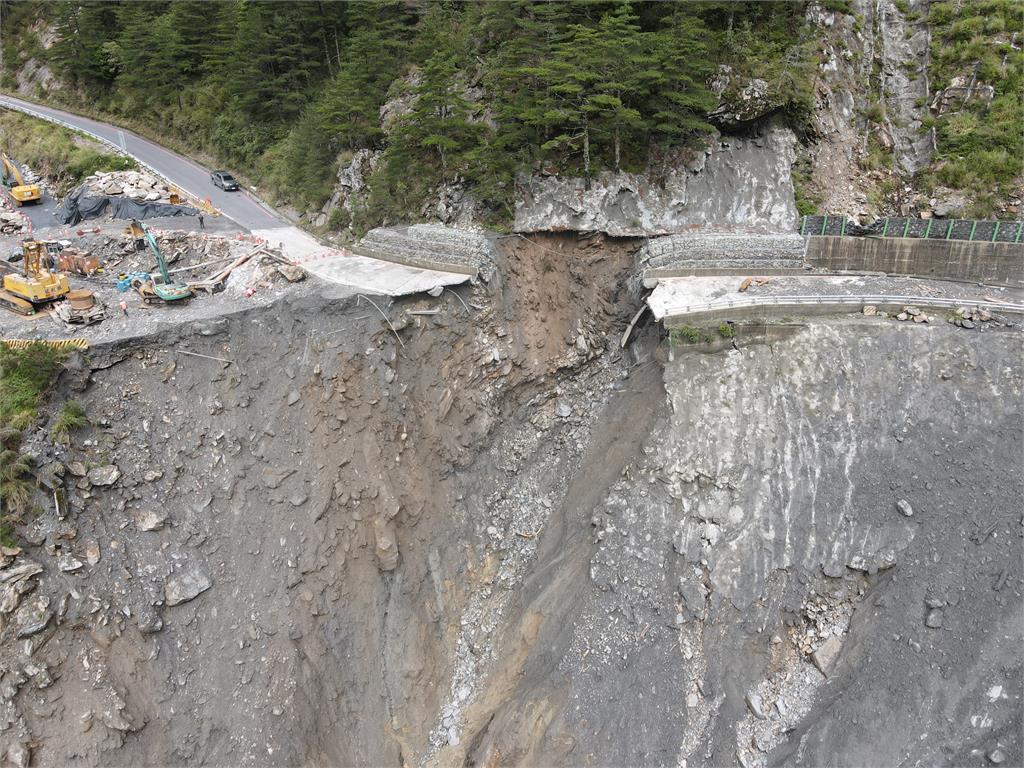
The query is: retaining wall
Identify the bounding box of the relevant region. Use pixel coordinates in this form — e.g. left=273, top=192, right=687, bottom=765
left=805, top=236, right=1024, bottom=288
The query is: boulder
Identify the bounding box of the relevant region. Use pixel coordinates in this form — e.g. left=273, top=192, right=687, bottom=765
left=132, top=508, right=167, bottom=532
left=276, top=262, right=306, bottom=282
left=165, top=566, right=212, bottom=606
left=87, top=465, right=120, bottom=486
left=14, top=594, right=51, bottom=637
left=931, top=188, right=969, bottom=218
left=811, top=635, right=843, bottom=676
left=709, top=67, right=780, bottom=126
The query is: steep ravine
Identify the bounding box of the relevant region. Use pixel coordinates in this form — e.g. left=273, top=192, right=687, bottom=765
left=453, top=320, right=1022, bottom=767
left=1, top=239, right=1020, bottom=767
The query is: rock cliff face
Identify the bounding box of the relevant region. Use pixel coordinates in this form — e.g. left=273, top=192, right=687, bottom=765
left=802, top=0, right=942, bottom=220
left=513, top=124, right=799, bottom=236
left=458, top=319, right=1022, bottom=768
left=872, top=0, right=934, bottom=175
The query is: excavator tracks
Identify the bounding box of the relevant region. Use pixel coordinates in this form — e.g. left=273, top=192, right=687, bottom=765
left=0, top=290, right=36, bottom=316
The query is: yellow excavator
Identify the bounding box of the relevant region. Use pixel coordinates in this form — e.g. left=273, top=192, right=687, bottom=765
left=0, top=153, right=41, bottom=205
left=1, top=240, right=70, bottom=315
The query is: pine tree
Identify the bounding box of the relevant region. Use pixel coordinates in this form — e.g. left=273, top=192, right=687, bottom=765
left=645, top=5, right=717, bottom=143
left=314, top=1, right=410, bottom=151
left=536, top=3, right=652, bottom=182
left=50, top=0, right=119, bottom=85
left=480, top=0, right=570, bottom=161
left=391, top=4, right=481, bottom=181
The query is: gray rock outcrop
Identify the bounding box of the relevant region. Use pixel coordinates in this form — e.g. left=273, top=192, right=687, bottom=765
left=874, top=0, right=935, bottom=174
left=513, top=124, right=799, bottom=235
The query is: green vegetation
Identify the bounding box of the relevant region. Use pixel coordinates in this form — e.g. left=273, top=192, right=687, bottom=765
left=0, top=342, right=66, bottom=538
left=717, top=322, right=735, bottom=339
left=0, top=342, right=64, bottom=430
left=51, top=400, right=86, bottom=443
left=791, top=157, right=822, bottom=216
left=672, top=325, right=702, bottom=344
left=0, top=0, right=818, bottom=227
left=0, top=110, right=134, bottom=194
left=926, top=0, right=1023, bottom=217
left=821, top=0, right=853, bottom=13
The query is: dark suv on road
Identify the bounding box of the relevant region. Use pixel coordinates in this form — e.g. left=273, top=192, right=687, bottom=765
left=211, top=170, right=240, bottom=191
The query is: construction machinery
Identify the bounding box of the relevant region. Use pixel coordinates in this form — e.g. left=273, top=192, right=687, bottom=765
left=1, top=153, right=42, bottom=205
left=117, top=221, right=192, bottom=304
left=1, top=240, right=70, bottom=315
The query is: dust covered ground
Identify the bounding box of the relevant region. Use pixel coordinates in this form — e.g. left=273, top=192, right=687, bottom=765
left=0, top=234, right=1020, bottom=767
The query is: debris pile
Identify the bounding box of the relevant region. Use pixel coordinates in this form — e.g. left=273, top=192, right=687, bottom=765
left=0, top=547, right=44, bottom=633
left=82, top=170, right=174, bottom=203
left=87, top=230, right=245, bottom=275
left=948, top=305, right=995, bottom=329
left=894, top=305, right=931, bottom=323
left=253, top=248, right=306, bottom=283
left=0, top=210, right=26, bottom=234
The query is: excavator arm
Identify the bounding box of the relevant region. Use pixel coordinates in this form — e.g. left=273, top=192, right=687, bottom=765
left=134, top=221, right=192, bottom=303
left=1, top=153, right=41, bottom=205
left=139, top=221, right=172, bottom=284
left=1, top=154, right=23, bottom=186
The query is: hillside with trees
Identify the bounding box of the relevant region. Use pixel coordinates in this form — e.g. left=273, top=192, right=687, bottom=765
left=0, top=0, right=1020, bottom=229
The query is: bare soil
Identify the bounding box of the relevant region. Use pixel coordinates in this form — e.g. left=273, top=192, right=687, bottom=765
left=0, top=235, right=1020, bottom=768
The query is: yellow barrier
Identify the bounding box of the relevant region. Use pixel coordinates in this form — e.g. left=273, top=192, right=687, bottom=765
left=198, top=197, right=220, bottom=216
left=2, top=338, right=89, bottom=351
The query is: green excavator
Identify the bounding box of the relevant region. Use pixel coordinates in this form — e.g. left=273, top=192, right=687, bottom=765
left=116, top=221, right=192, bottom=304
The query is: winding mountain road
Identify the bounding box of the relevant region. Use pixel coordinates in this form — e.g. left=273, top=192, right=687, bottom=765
left=0, top=93, right=471, bottom=296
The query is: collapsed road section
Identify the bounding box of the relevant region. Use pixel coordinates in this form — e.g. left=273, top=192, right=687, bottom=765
left=0, top=229, right=1019, bottom=767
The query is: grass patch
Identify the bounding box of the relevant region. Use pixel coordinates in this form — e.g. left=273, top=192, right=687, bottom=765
left=51, top=400, right=87, bottom=443
left=0, top=342, right=67, bottom=536
left=0, top=342, right=65, bottom=428
left=927, top=0, right=1023, bottom=216
left=672, top=325, right=702, bottom=344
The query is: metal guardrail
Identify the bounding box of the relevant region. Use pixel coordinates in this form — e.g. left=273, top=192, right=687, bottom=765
left=659, top=294, right=1024, bottom=321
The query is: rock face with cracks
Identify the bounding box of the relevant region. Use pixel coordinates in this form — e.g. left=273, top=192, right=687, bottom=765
left=0, top=236, right=1020, bottom=767
left=514, top=124, right=799, bottom=236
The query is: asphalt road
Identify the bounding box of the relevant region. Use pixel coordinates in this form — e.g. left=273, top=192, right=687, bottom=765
left=0, top=94, right=281, bottom=231
left=0, top=94, right=474, bottom=296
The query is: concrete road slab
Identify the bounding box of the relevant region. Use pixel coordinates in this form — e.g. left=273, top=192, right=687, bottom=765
left=649, top=275, right=1024, bottom=321
left=253, top=227, right=471, bottom=297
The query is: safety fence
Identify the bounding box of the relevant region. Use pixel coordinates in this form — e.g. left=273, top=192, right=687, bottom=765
left=800, top=215, right=1024, bottom=243
left=2, top=338, right=90, bottom=351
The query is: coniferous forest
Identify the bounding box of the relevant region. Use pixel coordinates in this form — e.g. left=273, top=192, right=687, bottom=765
left=0, top=1, right=1020, bottom=225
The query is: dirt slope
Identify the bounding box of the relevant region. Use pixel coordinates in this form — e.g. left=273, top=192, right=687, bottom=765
left=1, top=236, right=1020, bottom=767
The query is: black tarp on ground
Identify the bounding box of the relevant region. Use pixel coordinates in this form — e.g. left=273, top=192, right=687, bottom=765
left=57, top=185, right=198, bottom=225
